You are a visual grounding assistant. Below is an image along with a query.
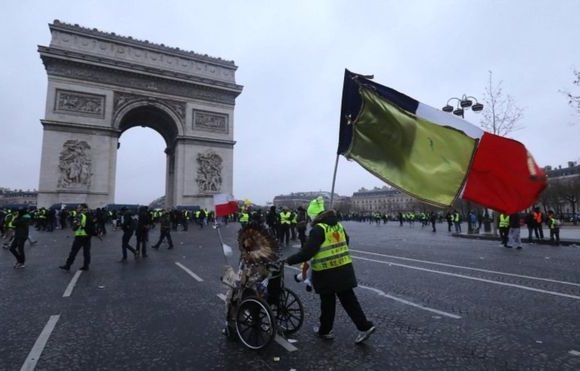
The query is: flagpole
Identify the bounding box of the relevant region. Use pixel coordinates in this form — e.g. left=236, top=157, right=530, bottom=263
left=213, top=222, right=230, bottom=265
left=329, top=154, right=340, bottom=209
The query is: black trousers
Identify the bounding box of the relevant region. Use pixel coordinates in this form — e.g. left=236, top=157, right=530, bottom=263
left=136, top=231, right=148, bottom=256
left=154, top=229, right=173, bottom=248
left=297, top=227, right=306, bottom=248
left=10, top=237, right=26, bottom=264
left=279, top=224, right=290, bottom=245
left=65, top=236, right=91, bottom=268
left=550, top=228, right=560, bottom=244
left=122, top=230, right=135, bottom=259
left=318, top=289, right=372, bottom=335
left=534, top=223, right=544, bottom=239
left=499, top=227, right=509, bottom=246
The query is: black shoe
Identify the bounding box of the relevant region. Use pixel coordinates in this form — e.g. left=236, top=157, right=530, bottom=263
left=79, top=266, right=89, bottom=271
left=59, top=265, right=70, bottom=271
left=152, top=245, right=159, bottom=249
left=516, top=246, right=522, bottom=250
left=168, top=246, right=174, bottom=249
left=306, top=285, right=313, bottom=292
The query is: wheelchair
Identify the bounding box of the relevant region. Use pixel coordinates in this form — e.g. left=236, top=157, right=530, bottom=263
left=222, top=260, right=304, bottom=350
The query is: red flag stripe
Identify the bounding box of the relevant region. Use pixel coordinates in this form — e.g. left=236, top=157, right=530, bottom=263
left=462, top=132, right=546, bottom=214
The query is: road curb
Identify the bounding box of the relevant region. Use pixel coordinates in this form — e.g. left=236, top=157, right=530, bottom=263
left=452, top=233, right=580, bottom=247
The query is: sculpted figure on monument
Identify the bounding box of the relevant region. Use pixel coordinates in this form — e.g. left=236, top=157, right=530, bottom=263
left=196, top=151, right=223, bottom=193
left=57, top=140, right=92, bottom=188
left=57, top=91, right=103, bottom=115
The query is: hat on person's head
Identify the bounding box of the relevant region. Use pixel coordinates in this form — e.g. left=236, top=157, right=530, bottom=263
left=79, top=203, right=88, bottom=210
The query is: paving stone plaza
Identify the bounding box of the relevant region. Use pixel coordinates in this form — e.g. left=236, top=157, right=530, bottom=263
left=2, top=221, right=580, bottom=370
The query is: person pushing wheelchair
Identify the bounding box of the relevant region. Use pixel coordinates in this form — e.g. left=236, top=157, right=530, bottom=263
left=284, top=209, right=376, bottom=344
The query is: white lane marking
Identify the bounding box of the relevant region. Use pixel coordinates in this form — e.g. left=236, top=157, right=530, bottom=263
left=216, top=292, right=298, bottom=352
left=62, top=271, right=82, bottom=297
left=175, top=262, right=203, bottom=282
left=20, top=314, right=60, bottom=371
left=358, top=285, right=461, bottom=319
left=285, top=266, right=459, bottom=318
left=351, top=248, right=580, bottom=288
left=352, top=255, right=580, bottom=301
left=570, top=350, right=580, bottom=356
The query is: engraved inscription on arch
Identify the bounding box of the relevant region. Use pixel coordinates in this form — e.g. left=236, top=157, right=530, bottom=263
left=193, top=110, right=228, bottom=134
left=55, top=89, right=105, bottom=118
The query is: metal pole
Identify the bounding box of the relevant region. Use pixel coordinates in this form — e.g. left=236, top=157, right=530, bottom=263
left=329, top=154, right=340, bottom=209
left=214, top=223, right=229, bottom=265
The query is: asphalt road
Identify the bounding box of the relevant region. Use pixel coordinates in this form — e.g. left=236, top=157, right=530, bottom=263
left=2, top=221, right=580, bottom=370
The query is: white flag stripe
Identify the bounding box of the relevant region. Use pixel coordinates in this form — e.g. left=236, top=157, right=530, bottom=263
left=416, top=102, right=484, bottom=140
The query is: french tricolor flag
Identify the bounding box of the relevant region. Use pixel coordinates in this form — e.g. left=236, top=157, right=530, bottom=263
left=213, top=193, right=238, bottom=217
left=338, top=70, right=547, bottom=214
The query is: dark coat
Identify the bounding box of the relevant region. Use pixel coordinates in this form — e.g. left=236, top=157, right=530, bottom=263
left=13, top=213, right=31, bottom=239
left=286, top=210, right=357, bottom=295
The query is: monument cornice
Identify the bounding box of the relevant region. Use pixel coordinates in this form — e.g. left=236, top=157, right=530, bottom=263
left=49, top=20, right=237, bottom=69
left=41, top=119, right=121, bottom=137
left=40, top=55, right=240, bottom=105
left=38, top=46, right=243, bottom=94
left=175, top=135, right=236, bottom=148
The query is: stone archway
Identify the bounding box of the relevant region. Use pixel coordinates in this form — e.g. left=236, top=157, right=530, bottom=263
left=37, top=20, right=243, bottom=209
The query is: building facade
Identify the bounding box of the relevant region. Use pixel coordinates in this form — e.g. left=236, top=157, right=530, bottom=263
left=0, top=188, right=38, bottom=207
left=351, top=186, right=423, bottom=214
left=273, top=191, right=350, bottom=211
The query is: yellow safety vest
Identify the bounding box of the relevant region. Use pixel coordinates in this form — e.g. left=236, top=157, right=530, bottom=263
left=499, top=214, right=510, bottom=228
left=311, top=223, right=353, bottom=272
left=239, top=212, right=249, bottom=223
left=74, top=213, right=88, bottom=237
left=280, top=211, right=292, bottom=224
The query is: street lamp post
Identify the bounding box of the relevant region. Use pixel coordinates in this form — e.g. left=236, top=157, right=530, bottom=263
left=442, top=94, right=484, bottom=234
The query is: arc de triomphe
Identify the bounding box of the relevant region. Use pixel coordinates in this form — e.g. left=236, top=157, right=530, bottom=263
left=37, top=20, right=242, bottom=209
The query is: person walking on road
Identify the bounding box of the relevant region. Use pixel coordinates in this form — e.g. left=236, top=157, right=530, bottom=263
left=152, top=210, right=174, bottom=249
left=547, top=210, right=560, bottom=246
left=498, top=213, right=510, bottom=247
left=119, top=207, right=137, bottom=262
left=59, top=204, right=91, bottom=271
left=9, top=209, right=31, bottom=269
left=533, top=207, right=545, bottom=240
left=507, top=211, right=522, bottom=249
left=135, top=206, right=151, bottom=258
left=285, top=209, right=376, bottom=345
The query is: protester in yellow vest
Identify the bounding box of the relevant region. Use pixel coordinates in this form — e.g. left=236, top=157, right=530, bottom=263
left=60, top=203, right=92, bottom=271
left=285, top=209, right=376, bottom=345
left=498, top=213, right=510, bottom=247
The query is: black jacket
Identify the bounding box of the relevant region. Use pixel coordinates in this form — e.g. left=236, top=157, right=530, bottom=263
left=286, top=210, right=357, bottom=295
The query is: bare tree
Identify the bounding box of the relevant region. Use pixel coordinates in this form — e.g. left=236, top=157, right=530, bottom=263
left=563, top=68, right=580, bottom=120
left=480, top=71, right=524, bottom=136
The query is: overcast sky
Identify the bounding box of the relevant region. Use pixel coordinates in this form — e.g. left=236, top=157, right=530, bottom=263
left=1, top=0, right=579, bottom=205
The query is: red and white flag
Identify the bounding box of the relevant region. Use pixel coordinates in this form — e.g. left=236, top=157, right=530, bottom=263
left=213, top=193, right=238, bottom=217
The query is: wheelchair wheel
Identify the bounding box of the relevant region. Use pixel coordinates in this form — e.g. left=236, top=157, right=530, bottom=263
left=274, top=288, right=304, bottom=335
left=235, top=297, right=276, bottom=350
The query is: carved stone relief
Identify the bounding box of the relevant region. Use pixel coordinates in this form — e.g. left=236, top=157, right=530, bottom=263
left=46, top=60, right=237, bottom=105
left=193, top=110, right=228, bottom=134
left=113, top=92, right=186, bottom=122
left=196, top=151, right=222, bottom=193
left=55, top=89, right=105, bottom=117
left=57, top=140, right=92, bottom=189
